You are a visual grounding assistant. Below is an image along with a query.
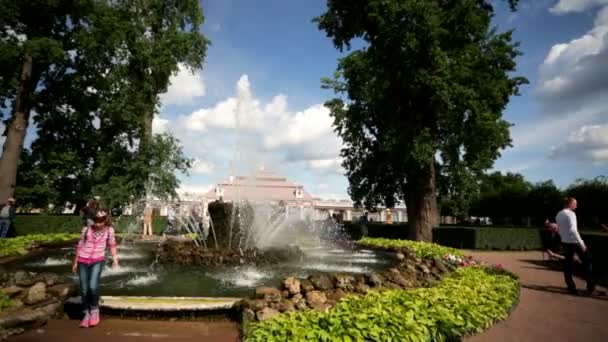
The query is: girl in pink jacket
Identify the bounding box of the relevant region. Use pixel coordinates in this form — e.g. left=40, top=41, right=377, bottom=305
left=72, top=209, right=119, bottom=328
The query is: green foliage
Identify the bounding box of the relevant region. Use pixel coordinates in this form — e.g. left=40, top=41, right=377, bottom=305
left=316, top=0, right=527, bottom=241
left=0, top=292, right=14, bottom=313
left=470, top=171, right=531, bottom=225
left=566, top=177, right=608, bottom=229
left=359, top=237, right=464, bottom=259
left=470, top=173, right=607, bottom=229
left=8, top=0, right=208, bottom=209
left=12, top=215, right=166, bottom=235
left=0, top=233, right=79, bottom=257
left=434, top=227, right=542, bottom=250
left=246, top=267, right=519, bottom=341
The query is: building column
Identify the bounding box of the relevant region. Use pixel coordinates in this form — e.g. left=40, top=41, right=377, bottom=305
left=300, top=206, right=304, bottom=220
left=346, top=210, right=352, bottom=221
left=397, top=211, right=402, bottom=222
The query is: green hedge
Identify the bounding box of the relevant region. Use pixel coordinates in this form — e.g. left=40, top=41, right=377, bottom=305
left=433, top=226, right=543, bottom=250
left=342, top=222, right=410, bottom=240
left=13, top=215, right=167, bottom=235
left=246, top=266, right=519, bottom=341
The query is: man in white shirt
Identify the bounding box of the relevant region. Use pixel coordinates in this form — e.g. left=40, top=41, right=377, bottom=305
left=555, top=197, right=595, bottom=295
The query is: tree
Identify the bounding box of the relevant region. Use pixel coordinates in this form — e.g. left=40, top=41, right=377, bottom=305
left=471, top=171, right=531, bottom=225
left=7, top=1, right=207, bottom=208
left=526, top=180, right=563, bottom=226
left=566, top=176, right=608, bottom=229
left=316, top=0, right=527, bottom=240
left=0, top=0, right=96, bottom=203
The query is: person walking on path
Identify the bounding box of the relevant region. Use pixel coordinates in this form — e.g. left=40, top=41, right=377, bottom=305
left=72, top=209, right=119, bottom=328
left=142, top=204, right=154, bottom=237
left=0, top=197, right=16, bottom=238
left=555, top=197, right=595, bottom=296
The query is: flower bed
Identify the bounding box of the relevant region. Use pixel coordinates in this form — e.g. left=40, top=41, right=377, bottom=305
left=245, top=239, right=519, bottom=341
left=358, top=237, right=465, bottom=259
left=0, top=234, right=79, bottom=258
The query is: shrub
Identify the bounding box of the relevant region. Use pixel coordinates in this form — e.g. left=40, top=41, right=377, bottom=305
left=358, top=237, right=465, bottom=259
left=0, top=234, right=79, bottom=257
left=433, top=226, right=543, bottom=250
left=342, top=222, right=409, bottom=240
left=13, top=215, right=167, bottom=235
left=0, top=292, right=14, bottom=313
left=245, top=267, right=519, bottom=341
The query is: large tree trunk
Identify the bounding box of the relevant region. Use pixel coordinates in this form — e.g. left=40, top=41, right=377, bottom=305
left=0, top=54, right=37, bottom=203
left=406, top=161, right=439, bottom=242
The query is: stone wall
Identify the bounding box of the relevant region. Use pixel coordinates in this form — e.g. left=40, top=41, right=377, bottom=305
left=0, top=268, right=76, bottom=339
left=238, top=248, right=457, bottom=322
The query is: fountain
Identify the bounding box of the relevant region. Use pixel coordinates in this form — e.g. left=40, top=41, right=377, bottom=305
left=3, top=76, right=398, bottom=301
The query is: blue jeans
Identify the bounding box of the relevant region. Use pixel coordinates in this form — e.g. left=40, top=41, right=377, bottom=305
left=78, top=261, right=104, bottom=313
left=0, top=219, right=10, bottom=238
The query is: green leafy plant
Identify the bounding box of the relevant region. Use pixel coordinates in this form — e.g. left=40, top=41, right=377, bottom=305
left=246, top=267, right=519, bottom=341
left=359, top=237, right=465, bottom=259
left=0, top=292, right=14, bottom=313
left=0, top=233, right=79, bottom=257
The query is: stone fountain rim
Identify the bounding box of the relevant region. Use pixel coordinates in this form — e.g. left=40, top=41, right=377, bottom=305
left=66, top=295, right=243, bottom=311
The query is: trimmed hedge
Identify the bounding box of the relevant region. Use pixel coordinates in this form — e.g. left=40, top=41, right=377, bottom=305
left=13, top=215, right=167, bottom=235
left=245, top=266, right=519, bottom=341
left=433, top=226, right=543, bottom=250
left=344, top=222, right=608, bottom=251
left=342, top=222, right=410, bottom=240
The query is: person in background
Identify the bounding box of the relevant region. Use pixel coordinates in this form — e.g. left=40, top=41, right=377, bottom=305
left=0, top=198, right=17, bottom=238
left=72, top=209, right=118, bottom=328
left=555, top=197, right=596, bottom=296
left=142, top=204, right=153, bottom=237
left=80, top=199, right=98, bottom=227
left=359, top=212, right=369, bottom=238
left=163, top=205, right=176, bottom=236
left=543, top=219, right=564, bottom=260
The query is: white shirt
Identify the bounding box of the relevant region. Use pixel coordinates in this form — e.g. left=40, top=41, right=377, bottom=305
left=556, top=208, right=585, bottom=248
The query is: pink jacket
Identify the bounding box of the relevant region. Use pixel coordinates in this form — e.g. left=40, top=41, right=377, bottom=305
left=76, top=225, right=117, bottom=264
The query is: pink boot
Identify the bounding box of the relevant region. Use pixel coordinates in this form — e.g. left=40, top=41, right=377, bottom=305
left=79, top=312, right=90, bottom=328
left=89, top=307, right=100, bottom=327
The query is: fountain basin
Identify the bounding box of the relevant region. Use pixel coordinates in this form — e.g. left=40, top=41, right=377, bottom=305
left=66, top=296, right=241, bottom=311
left=5, top=241, right=396, bottom=298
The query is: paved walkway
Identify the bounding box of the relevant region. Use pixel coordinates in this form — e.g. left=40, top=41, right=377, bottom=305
left=467, top=251, right=608, bottom=342
left=8, top=318, right=240, bottom=342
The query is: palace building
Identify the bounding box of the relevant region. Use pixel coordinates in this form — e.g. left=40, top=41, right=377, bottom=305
left=163, top=168, right=407, bottom=223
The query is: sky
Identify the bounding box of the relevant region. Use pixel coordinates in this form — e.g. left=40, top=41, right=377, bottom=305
left=152, top=0, right=608, bottom=199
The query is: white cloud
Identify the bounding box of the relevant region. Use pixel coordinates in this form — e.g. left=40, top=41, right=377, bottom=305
left=191, top=159, right=214, bottom=174
left=550, top=124, right=608, bottom=162
left=173, top=74, right=343, bottom=163
left=550, top=0, right=608, bottom=13
left=158, top=74, right=349, bottom=199
left=538, top=6, right=608, bottom=104
left=152, top=115, right=169, bottom=134
left=160, top=64, right=206, bottom=106
left=309, top=157, right=345, bottom=175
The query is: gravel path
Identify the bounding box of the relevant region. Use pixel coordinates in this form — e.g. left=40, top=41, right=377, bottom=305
left=466, top=251, right=608, bottom=342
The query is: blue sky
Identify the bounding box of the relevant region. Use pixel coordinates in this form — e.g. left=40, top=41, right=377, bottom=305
left=152, top=0, right=608, bottom=199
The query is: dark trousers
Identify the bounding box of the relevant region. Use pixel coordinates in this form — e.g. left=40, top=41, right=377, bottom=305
left=562, top=243, right=595, bottom=292
left=78, top=261, right=104, bottom=313
left=0, top=219, right=10, bottom=237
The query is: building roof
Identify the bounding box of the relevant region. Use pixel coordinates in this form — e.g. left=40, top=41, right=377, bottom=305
left=203, top=169, right=316, bottom=202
